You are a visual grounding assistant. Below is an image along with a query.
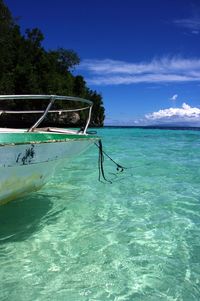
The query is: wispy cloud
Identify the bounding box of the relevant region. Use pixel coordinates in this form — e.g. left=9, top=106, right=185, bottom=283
left=173, top=18, right=200, bottom=34
left=170, top=94, right=178, bottom=101
left=146, top=103, right=200, bottom=121
left=79, top=57, right=200, bottom=85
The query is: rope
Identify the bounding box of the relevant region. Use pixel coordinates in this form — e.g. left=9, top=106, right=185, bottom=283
left=95, top=139, right=127, bottom=184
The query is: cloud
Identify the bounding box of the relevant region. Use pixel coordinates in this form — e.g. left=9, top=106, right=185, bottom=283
left=104, top=103, right=200, bottom=126
left=192, top=30, right=199, bottom=35
left=79, top=57, right=200, bottom=85
left=170, top=94, right=178, bottom=101
left=173, top=18, right=200, bottom=34
left=146, top=103, right=200, bottom=121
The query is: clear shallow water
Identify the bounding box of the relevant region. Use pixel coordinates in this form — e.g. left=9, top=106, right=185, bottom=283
left=0, top=128, right=200, bottom=301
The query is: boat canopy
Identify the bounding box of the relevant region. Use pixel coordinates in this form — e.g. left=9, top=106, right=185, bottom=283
left=0, top=95, right=93, bottom=134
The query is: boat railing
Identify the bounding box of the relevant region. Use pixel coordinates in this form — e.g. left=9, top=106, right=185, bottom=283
left=0, top=95, right=93, bottom=134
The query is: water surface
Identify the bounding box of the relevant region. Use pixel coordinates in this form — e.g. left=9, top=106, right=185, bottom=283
left=0, top=128, right=200, bottom=300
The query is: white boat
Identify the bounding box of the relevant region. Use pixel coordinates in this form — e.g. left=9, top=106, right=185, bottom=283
left=0, top=95, right=98, bottom=205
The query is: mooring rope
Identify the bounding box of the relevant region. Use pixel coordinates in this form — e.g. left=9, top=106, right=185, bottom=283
left=95, top=139, right=127, bottom=184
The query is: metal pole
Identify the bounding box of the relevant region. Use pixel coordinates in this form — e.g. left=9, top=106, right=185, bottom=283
left=28, top=96, right=55, bottom=132
left=83, top=106, right=92, bottom=134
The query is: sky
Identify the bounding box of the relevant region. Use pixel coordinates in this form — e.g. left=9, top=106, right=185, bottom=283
left=5, top=0, right=200, bottom=125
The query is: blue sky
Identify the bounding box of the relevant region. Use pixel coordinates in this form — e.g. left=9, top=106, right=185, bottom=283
left=5, top=0, right=200, bottom=125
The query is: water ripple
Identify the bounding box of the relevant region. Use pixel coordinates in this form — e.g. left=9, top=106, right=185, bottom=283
left=0, top=128, right=200, bottom=300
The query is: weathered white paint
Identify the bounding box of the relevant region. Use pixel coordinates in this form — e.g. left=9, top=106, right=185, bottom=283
left=0, top=139, right=95, bottom=204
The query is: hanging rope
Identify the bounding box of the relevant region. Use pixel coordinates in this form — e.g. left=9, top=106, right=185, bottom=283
left=95, top=139, right=127, bottom=183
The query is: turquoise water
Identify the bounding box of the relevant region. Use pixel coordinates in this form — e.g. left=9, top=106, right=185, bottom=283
left=0, top=128, right=200, bottom=301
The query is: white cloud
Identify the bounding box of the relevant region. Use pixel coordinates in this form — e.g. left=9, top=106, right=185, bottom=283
left=192, top=30, right=199, bottom=35
left=173, top=18, right=200, bottom=34
left=79, top=57, right=200, bottom=85
left=146, top=103, right=200, bottom=120
left=81, top=57, right=200, bottom=75
left=170, top=94, right=178, bottom=101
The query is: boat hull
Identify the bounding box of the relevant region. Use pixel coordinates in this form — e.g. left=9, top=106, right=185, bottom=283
left=0, top=138, right=96, bottom=205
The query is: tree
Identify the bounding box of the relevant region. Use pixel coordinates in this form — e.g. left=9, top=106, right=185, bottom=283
left=25, top=28, right=44, bottom=47
left=86, top=89, right=105, bottom=126
left=0, top=0, right=105, bottom=126
left=56, top=48, right=80, bottom=71
left=0, top=0, right=17, bottom=93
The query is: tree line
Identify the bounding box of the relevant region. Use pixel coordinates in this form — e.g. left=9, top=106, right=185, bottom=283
left=0, top=0, right=105, bottom=127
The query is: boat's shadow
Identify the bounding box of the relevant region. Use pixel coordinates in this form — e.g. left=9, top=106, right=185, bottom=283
left=0, top=192, right=59, bottom=244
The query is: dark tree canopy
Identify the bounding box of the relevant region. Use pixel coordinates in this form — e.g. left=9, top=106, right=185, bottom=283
left=0, top=0, right=105, bottom=127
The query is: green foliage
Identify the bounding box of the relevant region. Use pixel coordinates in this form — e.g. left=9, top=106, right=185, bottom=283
left=0, top=0, right=16, bottom=93
left=0, top=0, right=105, bottom=126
